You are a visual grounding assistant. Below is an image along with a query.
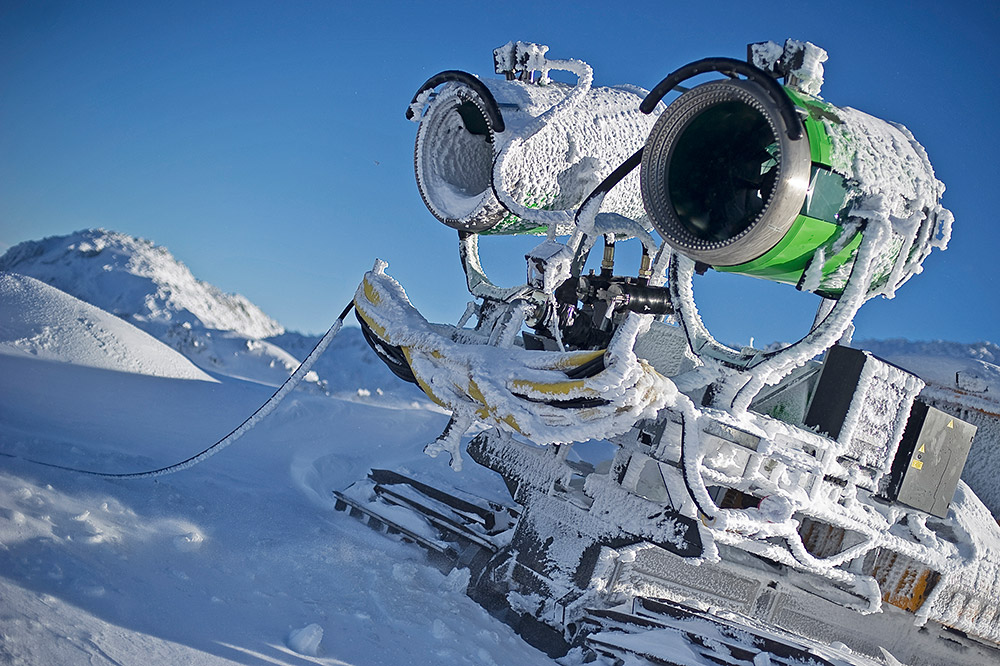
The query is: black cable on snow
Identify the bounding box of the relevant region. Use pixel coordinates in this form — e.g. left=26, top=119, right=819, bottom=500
left=0, top=301, right=355, bottom=480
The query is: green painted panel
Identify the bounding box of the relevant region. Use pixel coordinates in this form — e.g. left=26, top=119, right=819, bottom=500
left=715, top=214, right=861, bottom=290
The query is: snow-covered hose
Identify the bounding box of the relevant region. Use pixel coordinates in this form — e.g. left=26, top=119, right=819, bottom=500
left=677, top=393, right=794, bottom=534
left=701, top=494, right=795, bottom=536
left=785, top=529, right=877, bottom=570
left=725, top=223, right=888, bottom=413
left=668, top=221, right=888, bottom=414
left=677, top=396, right=724, bottom=521
left=0, top=302, right=355, bottom=479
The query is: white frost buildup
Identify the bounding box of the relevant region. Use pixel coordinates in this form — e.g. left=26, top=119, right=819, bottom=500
left=354, top=261, right=676, bottom=465
left=413, top=47, right=659, bottom=235
left=749, top=41, right=785, bottom=72
left=493, top=41, right=550, bottom=78
left=784, top=39, right=828, bottom=96
left=749, top=39, right=828, bottom=96
left=825, top=104, right=951, bottom=299
left=286, top=623, right=323, bottom=656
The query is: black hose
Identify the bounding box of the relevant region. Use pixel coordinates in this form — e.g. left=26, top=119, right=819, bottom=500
left=0, top=301, right=356, bottom=479
left=567, top=148, right=645, bottom=277
left=640, top=57, right=802, bottom=141
left=678, top=411, right=718, bottom=521
left=357, top=311, right=417, bottom=385
left=576, top=148, right=644, bottom=221
left=405, top=70, right=506, bottom=133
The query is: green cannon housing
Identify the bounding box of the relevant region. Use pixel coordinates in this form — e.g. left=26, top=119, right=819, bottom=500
left=640, top=71, right=940, bottom=298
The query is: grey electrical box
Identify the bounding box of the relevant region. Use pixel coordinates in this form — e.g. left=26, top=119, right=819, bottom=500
left=885, top=402, right=977, bottom=518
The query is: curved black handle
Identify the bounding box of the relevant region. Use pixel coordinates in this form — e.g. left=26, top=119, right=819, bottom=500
left=640, top=57, right=802, bottom=141
left=405, top=70, right=506, bottom=133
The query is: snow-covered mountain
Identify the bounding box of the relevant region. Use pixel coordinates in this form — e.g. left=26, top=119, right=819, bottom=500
left=0, top=229, right=284, bottom=339
left=0, top=230, right=310, bottom=387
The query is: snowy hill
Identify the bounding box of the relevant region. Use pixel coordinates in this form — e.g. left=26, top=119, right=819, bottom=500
left=0, top=230, right=320, bottom=387
left=0, top=229, right=283, bottom=339
left=0, top=272, right=215, bottom=382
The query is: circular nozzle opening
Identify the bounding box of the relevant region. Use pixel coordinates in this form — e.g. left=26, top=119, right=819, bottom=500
left=669, top=101, right=779, bottom=242
left=415, top=86, right=504, bottom=232
left=641, top=79, right=810, bottom=266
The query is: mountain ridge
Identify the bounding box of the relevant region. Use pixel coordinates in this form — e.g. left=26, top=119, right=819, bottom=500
left=0, top=229, right=284, bottom=339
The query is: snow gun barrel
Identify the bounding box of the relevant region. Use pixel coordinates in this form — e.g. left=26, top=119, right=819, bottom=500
left=409, top=41, right=660, bottom=236
left=408, top=40, right=950, bottom=299
left=639, top=42, right=950, bottom=298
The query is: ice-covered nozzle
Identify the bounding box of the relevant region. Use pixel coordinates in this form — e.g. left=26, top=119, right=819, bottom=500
left=640, top=43, right=949, bottom=299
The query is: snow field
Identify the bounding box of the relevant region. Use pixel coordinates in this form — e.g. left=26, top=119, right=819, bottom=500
left=0, top=258, right=552, bottom=664
left=0, top=347, right=553, bottom=665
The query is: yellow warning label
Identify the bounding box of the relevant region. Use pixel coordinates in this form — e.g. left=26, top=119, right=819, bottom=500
left=912, top=460, right=924, bottom=470
left=918, top=444, right=926, bottom=453
left=947, top=419, right=954, bottom=429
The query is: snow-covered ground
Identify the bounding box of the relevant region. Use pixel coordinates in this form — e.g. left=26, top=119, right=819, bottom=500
left=0, top=354, right=555, bottom=665
left=1, top=229, right=997, bottom=664
left=0, top=231, right=557, bottom=665
left=0, top=259, right=558, bottom=663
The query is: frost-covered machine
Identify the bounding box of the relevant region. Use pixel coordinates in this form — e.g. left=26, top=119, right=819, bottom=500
left=337, top=40, right=1000, bottom=666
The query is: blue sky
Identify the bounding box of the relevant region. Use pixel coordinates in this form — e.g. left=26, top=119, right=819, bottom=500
left=1, top=0, right=998, bottom=347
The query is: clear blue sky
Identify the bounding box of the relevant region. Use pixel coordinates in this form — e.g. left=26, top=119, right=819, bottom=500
left=1, top=0, right=997, bottom=347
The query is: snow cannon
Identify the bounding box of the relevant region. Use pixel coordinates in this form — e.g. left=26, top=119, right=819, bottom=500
left=339, top=39, right=1000, bottom=666
left=407, top=41, right=662, bottom=236
left=638, top=40, right=951, bottom=298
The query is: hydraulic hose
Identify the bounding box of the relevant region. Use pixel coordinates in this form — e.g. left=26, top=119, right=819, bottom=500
left=405, top=70, right=505, bottom=132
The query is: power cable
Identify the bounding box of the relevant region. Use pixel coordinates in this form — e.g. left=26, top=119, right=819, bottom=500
left=0, top=301, right=355, bottom=480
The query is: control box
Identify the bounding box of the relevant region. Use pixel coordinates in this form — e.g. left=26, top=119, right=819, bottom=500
left=885, top=401, right=976, bottom=518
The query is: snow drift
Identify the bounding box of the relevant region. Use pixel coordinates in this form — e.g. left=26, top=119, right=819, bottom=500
left=0, top=272, right=215, bottom=381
